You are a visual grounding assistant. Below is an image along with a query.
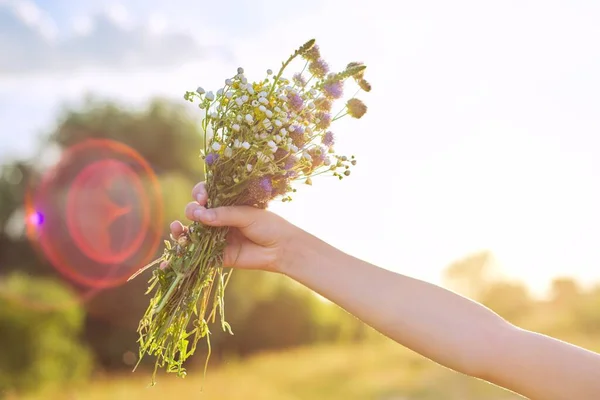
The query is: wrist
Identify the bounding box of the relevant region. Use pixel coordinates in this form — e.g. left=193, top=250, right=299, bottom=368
left=277, top=224, right=334, bottom=278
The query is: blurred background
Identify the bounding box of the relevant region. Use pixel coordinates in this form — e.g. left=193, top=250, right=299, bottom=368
left=1, top=1, right=600, bottom=399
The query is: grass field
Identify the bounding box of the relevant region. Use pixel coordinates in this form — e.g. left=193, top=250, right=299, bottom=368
left=19, top=340, right=525, bottom=400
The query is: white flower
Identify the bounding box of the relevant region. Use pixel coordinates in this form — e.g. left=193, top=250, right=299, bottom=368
left=279, top=128, right=287, bottom=136
left=241, top=77, right=248, bottom=84
left=274, top=106, right=281, bottom=113
left=290, top=145, right=299, bottom=152
left=307, top=102, right=315, bottom=109
left=259, top=105, right=267, bottom=112
left=324, top=157, right=331, bottom=166
left=274, top=119, right=283, bottom=127
left=260, top=132, right=268, bottom=139
left=226, top=92, right=233, bottom=99
left=252, top=100, right=259, bottom=107
left=237, top=67, right=244, bottom=74
left=247, top=85, right=255, bottom=95
left=234, top=139, right=241, bottom=148
left=245, top=114, right=253, bottom=124
left=265, top=110, right=273, bottom=118
left=242, top=95, right=249, bottom=102
left=274, top=134, right=282, bottom=142
left=242, top=141, right=251, bottom=150
left=236, top=115, right=243, bottom=122
left=267, top=69, right=273, bottom=75
left=235, top=97, right=244, bottom=106
left=210, top=112, right=218, bottom=118
left=224, top=147, right=233, bottom=158
left=217, top=88, right=224, bottom=96
left=247, top=164, right=253, bottom=172
left=263, top=119, right=272, bottom=128
left=259, top=97, right=269, bottom=104
left=211, top=142, right=221, bottom=151
left=196, top=86, right=205, bottom=94
left=288, top=125, right=295, bottom=132
left=225, top=79, right=233, bottom=86
left=205, top=91, right=215, bottom=101
left=303, top=152, right=312, bottom=161
left=232, top=124, right=240, bottom=132
left=267, top=140, right=277, bottom=148
left=259, top=91, right=268, bottom=97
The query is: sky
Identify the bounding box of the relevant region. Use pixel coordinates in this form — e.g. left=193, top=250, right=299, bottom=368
left=1, top=0, right=600, bottom=296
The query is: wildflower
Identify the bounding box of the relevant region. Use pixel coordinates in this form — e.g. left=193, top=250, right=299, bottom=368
left=346, top=62, right=366, bottom=79
left=293, top=73, right=307, bottom=87
left=211, top=142, right=221, bottom=151
left=315, top=112, right=332, bottom=130
left=308, top=59, right=329, bottom=78
left=289, top=128, right=306, bottom=147
left=346, top=98, right=367, bottom=119
left=358, top=79, right=372, bottom=92
left=196, top=86, right=205, bottom=95
left=206, top=91, right=215, bottom=101
left=232, top=124, right=240, bottom=131
left=205, top=153, right=219, bottom=165
left=322, top=131, right=335, bottom=147
left=323, top=80, right=343, bottom=99
left=287, top=92, right=304, bottom=111
left=314, top=98, right=332, bottom=112
left=224, top=147, right=233, bottom=158
left=303, top=44, right=320, bottom=61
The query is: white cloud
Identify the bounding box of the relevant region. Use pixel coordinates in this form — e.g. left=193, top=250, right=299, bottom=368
left=0, top=2, right=231, bottom=74
left=72, top=15, right=93, bottom=36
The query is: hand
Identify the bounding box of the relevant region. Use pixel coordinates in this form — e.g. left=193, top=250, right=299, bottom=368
left=167, top=182, right=296, bottom=272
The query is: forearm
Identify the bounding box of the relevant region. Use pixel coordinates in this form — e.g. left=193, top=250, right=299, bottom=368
left=487, top=327, right=600, bottom=399
left=281, top=228, right=600, bottom=399
left=281, top=228, right=508, bottom=377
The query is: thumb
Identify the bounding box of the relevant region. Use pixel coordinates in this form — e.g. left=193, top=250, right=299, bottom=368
left=193, top=205, right=258, bottom=228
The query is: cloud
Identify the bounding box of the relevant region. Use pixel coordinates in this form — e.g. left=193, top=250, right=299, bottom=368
left=0, top=1, right=233, bottom=75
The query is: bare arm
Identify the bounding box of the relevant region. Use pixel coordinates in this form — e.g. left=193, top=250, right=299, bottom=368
left=181, top=189, right=600, bottom=399
left=282, top=228, right=600, bottom=399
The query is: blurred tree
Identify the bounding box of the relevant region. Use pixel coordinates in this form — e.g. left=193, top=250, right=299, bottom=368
left=0, top=272, right=93, bottom=395
left=479, top=281, right=533, bottom=323
left=550, top=277, right=582, bottom=307
left=442, top=250, right=498, bottom=301
left=48, top=96, right=205, bottom=182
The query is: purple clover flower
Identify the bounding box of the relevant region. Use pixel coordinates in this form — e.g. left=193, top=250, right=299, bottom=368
left=287, top=92, right=304, bottom=111
left=259, top=176, right=273, bottom=194
left=316, top=112, right=332, bottom=130
left=322, top=131, right=335, bottom=147
left=323, top=80, right=344, bottom=99
left=205, top=153, right=219, bottom=165
left=309, top=59, right=329, bottom=78
left=293, top=73, right=307, bottom=87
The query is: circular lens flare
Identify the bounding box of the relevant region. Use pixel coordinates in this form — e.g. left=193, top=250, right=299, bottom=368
left=25, top=139, right=164, bottom=289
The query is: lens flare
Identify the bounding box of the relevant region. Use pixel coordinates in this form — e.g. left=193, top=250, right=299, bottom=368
left=25, top=139, right=164, bottom=289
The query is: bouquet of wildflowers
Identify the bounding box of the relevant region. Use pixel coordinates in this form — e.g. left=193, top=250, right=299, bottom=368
left=128, top=39, right=371, bottom=384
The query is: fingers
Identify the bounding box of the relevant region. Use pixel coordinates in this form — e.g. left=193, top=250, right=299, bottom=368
left=185, top=201, right=206, bottom=222
left=191, top=204, right=259, bottom=229
left=170, top=220, right=185, bottom=238
left=191, top=182, right=208, bottom=206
